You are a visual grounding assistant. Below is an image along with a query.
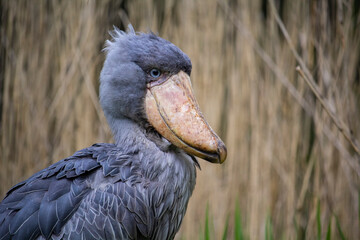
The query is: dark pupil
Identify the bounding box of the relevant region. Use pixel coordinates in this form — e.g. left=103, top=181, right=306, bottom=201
left=150, top=69, right=160, bottom=78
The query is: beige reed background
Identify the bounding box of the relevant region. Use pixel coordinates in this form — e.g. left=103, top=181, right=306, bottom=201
left=1, top=0, right=359, bottom=239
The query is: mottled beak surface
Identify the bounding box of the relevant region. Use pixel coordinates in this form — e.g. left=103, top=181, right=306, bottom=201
left=145, top=71, right=227, bottom=163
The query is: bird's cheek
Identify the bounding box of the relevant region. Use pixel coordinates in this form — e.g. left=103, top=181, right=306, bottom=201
left=145, top=71, right=227, bottom=164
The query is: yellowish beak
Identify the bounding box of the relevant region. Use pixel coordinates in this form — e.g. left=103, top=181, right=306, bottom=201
left=145, top=71, right=227, bottom=163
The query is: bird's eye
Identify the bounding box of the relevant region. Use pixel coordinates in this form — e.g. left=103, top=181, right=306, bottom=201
left=150, top=69, right=161, bottom=78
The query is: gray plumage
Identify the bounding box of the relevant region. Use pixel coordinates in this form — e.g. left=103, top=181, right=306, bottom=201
left=0, top=26, right=199, bottom=240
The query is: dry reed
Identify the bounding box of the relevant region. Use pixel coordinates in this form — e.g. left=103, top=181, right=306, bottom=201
left=1, top=0, right=359, bottom=239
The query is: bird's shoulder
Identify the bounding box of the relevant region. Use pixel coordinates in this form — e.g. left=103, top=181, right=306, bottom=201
left=3, top=142, right=138, bottom=195
left=0, top=143, right=141, bottom=240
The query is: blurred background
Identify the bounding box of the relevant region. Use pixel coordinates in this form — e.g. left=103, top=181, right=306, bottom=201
left=1, top=0, right=359, bottom=239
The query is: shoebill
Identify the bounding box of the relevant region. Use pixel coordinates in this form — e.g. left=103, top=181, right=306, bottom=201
left=0, top=25, right=227, bottom=240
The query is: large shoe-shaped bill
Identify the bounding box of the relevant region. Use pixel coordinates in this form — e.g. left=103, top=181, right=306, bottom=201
left=145, top=71, right=227, bottom=163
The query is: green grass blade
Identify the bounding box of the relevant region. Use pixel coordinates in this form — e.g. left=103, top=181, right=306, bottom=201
left=222, top=214, right=230, bottom=240
left=326, top=217, right=332, bottom=240
left=205, top=204, right=210, bottom=240
left=334, top=214, right=346, bottom=240
left=317, top=200, right=321, bottom=240
left=265, top=215, right=273, bottom=240
left=234, top=202, right=245, bottom=240
left=199, top=225, right=204, bottom=240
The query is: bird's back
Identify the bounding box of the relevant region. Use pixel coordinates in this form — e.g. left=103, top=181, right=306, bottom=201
left=0, top=143, right=197, bottom=240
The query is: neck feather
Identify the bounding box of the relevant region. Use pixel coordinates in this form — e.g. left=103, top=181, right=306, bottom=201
left=106, top=114, right=147, bottom=146
left=105, top=113, right=174, bottom=152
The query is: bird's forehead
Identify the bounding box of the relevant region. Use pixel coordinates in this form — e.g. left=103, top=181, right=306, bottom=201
left=130, top=34, right=191, bottom=73
left=112, top=31, right=192, bottom=75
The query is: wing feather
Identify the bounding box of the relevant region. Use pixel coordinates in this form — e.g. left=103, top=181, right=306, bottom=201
left=0, top=143, right=162, bottom=239
left=0, top=144, right=113, bottom=239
